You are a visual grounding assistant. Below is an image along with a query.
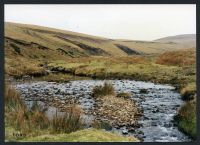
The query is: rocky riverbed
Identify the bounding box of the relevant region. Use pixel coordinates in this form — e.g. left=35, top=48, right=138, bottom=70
left=93, top=95, right=142, bottom=130
left=12, top=79, right=191, bottom=142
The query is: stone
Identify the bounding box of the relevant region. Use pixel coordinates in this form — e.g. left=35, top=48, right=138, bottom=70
left=151, top=121, right=157, bottom=126
left=122, top=129, right=128, bottom=135
left=55, top=89, right=61, bottom=94
left=138, top=130, right=144, bottom=135
left=128, top=127, right=135, bottom=132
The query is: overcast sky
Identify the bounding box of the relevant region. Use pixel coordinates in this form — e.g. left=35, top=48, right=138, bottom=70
left=5, top=4, right=196, bottom=41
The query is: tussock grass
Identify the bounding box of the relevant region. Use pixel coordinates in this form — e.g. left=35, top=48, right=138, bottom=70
left=51, top=104, right=83, bottom=133
left=180, top=83, right=196, bottom=101
left=92, top=82, right=115, bottom=98
left=175, top=99, right=196, bottom=139
left=5, top=87, right=49, bottom=133
left=5, top=85, right=84, bottom=139
left=5, top=85, right=25, bottom=109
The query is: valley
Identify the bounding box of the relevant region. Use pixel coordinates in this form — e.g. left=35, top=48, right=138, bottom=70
left=4, top=22, right=196, bottom=142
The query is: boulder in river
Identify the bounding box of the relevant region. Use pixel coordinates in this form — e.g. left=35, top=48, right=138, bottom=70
left=122, top=129, right=129, bottom=135
left=140, top=89, right=148, bottom=94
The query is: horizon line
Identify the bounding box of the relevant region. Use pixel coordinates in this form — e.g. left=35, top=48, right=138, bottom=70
left=5, top=21, right=196, bottom=41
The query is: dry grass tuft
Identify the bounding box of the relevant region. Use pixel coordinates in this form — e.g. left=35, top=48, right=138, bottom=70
left=5, top=85, right=84, bottom=135
left=175, top=99, right=196, bottom=139
left=180, top=83, right=196, bottom=101
left=51, top=104, right=83, bottom=133
left=92, top=82, right=115, bottom=98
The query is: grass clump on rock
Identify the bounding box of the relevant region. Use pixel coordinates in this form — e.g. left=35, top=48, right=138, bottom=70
left=92, top=83, right=141, bottom=130
left=92, top=82, right=115, bottom=98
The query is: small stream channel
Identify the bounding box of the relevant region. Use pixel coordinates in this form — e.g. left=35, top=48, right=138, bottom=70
left=13, top=80, right=191, bottom=142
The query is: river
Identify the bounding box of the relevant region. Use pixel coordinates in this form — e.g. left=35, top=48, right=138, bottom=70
left=13, top=79, right=191, bottom=142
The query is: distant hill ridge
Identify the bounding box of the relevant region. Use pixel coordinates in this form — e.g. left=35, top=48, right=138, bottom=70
left=154, top=34, right=195, bottom=48
left=5, top=22, right=196, bottom=58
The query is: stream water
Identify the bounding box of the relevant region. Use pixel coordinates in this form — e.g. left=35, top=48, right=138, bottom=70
left=13, top=80, right=191, bottom=142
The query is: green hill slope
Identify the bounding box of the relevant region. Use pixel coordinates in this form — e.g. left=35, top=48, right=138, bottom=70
left=5, top=22, right=196, bottom=59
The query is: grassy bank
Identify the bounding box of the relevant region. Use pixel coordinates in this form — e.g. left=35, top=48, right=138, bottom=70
left=6, top=125, right=138, bottom=142
left=175, top=99, right=196, bottom=139
left=19, top=128, right=138, bottom=142
left=176, top=83, right=196, bottom=139
left=6, top=49, right=196, bottom=89
left=46, top=49, right=195, bottom=88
